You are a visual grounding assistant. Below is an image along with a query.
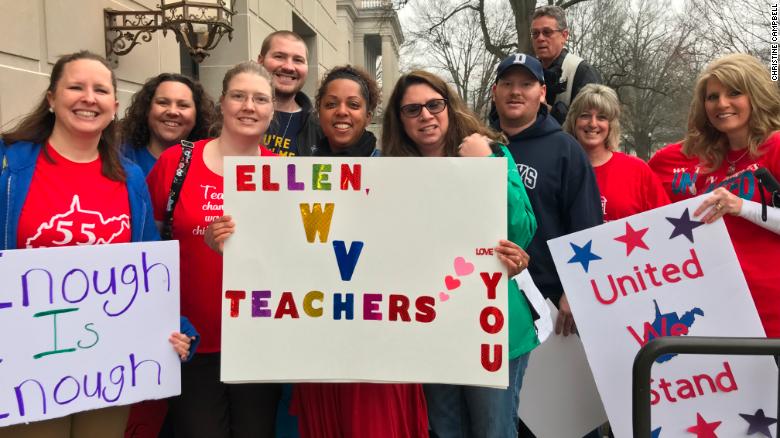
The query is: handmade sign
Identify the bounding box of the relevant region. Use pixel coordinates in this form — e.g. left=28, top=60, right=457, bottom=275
left=548, top=196, right=777, bottom=438
left=221, top=157, right=508, bottom=387
left=0, top=241, right=181, bottom=427
left=518, top=301, right=607, bottom=438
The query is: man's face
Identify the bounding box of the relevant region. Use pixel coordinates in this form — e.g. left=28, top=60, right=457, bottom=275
left=492, top=67, right=546, bottom=126
left=530, top=15, right=568, bottom=66
left=258, top=35, right=308, bottom=97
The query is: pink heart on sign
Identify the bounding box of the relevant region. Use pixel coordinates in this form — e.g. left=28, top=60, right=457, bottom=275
left=444, top=275, right=461, bottom=290
left=438, top=292, right=450, bottom=302
left=453, top=256, right=474, bottom=276
left=365, top=188, right=370, bottom=195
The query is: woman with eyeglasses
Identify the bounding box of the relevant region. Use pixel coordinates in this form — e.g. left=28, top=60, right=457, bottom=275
left=382, top=70, right=537, bottom=438
left=680, top=53, right=780, bottom=337
left=146, top=61, right=280, bottom=438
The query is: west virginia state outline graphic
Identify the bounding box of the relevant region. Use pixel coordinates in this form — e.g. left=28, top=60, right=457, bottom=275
left=25, top=195, right=130, bottom=247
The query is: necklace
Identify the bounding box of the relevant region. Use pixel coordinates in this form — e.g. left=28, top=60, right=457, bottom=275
left=726, top=148, right=749, bottom=174
left=278, top=112, right=294, bottom=140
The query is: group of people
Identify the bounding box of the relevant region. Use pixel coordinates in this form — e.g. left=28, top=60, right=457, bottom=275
left=0, top=3, right=779, bottom=438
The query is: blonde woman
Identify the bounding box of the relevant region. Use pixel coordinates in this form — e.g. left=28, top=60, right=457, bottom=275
left=682, top=53, right=780, bottom=336
left=563, top=84, right=669, bottom=221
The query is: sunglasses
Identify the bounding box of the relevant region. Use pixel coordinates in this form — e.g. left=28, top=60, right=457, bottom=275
left=530, top=28, right=564, bottom=39
left=400, top=99, right=448, bottom=118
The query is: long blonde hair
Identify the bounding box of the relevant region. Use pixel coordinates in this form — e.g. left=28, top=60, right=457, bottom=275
left=682, top=53, right=780, bottom=171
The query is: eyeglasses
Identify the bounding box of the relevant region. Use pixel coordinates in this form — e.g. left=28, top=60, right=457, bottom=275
left=530, top=28, right=564, bottom=39
left=226, top=91, right=272, bottom=106
left=400, top=99, right=448, bottom=118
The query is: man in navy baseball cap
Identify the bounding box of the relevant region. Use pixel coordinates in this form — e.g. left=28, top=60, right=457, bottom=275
left=490, top=50, right=603, bottom=350
left=495, top=53, right=545, bottom=84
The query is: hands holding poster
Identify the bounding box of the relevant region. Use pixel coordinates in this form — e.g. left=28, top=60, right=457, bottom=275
left=0, top=241, right=181, bottom=427
left=221, top=157, right=509, bottom=387
left=548, top=196, right=777, bottom=437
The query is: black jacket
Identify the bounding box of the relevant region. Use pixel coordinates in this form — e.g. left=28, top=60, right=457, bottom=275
left=290, top=92, right=322, bottom=156
left=314, top=131, right=378, bottom=157
left=491, top=106, right=603, bottom=304
left=544, top=49, right=602, bottom=124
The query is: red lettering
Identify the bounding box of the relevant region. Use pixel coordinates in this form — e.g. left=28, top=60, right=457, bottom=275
left=274, top=292, right=299, bottom=318
left=225, top=290, right=246, bottom=318
left=661, top=263, right=681, bottom=283
left=236, top=165, right=256, bottom=191
left=480, top=306, right=504, bottom=334
left=415, top=296, right=436, bottom=323
left=261, top=164, right=280, bottom=191
left=481, top=344, right=502, bottom=372
left=388, top=294, right=411, bottom=322
left=479, top=272, right=502, bottom=300
left=340, top=164, right=361, bottom=190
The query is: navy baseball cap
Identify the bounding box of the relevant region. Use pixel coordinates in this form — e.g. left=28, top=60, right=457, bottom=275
left=495, top=53, right=545, bottom=84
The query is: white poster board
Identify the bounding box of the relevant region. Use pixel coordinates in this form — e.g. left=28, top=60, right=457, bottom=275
left=221, top=157, right=509, bottom=387
left=519, top=301, right=607, bottom=438
left=548, top=197, right=777, bottom=438
left=0, top=241, right=181, bottom=427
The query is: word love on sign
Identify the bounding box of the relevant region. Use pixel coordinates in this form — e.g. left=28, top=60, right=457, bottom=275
left=549, top=197, right=777, bottom=438
left=221, top=157, right=508, bottom=387
left=0, top=241, right=181, bottom=427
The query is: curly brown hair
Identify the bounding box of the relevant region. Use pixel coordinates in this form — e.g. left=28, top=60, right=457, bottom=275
left=1, top=51, right=125, bottom=181
left=120, top=73, right=216, bottom=150
left=315, top=65, right=380, bottom=115
left=382, top=70, right=504, bottom=157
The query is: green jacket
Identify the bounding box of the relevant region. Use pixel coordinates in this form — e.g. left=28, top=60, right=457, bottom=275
left=496, top=145, right=539, bottom=358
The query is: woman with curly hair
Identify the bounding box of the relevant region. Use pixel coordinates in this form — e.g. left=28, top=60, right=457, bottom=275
left=681, top=53, right=780, bottom=336
left=121, top=73, right=216, bottom=175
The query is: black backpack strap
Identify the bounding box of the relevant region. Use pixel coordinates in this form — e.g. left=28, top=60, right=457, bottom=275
left=161, top=140, right=195, bottom=240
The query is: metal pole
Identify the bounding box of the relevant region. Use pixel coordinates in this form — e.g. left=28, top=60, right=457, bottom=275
left=632, top=336, right=780, bottom=438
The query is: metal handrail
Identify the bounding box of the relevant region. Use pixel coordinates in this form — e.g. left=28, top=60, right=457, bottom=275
left=632, top=336, right=780, bottom=438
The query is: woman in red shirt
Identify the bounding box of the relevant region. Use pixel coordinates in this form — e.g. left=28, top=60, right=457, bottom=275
left=682, top=53, right=780, bottom=337
left=146, top=61, right=279, bottom=438
left=563, top=83, right=669, bottom=221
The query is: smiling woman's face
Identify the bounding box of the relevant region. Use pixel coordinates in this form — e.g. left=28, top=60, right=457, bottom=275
left=318, top=78, right=370, bottom=151
left=399, top=83, right=449, bottom=157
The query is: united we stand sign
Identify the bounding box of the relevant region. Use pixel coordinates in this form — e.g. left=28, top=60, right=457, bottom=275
left=548, top=196, right=777, bottom=438
left=220, top=157, right=510, bottom=387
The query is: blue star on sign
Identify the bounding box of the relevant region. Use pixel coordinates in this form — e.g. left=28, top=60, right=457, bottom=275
left=666, top=208, right=704, bottom=243
left=651, top=427, right=662, bottom=438
left=739, top=409, right=777, bottom=437
left=567, top=240, right=602, bottom=273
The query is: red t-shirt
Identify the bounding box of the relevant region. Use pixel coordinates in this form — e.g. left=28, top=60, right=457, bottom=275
left=695, top=132, right=780, bottom=336
left=17, top=143, right=131, bottom=248
left=593, top=152, right=670, bottom=221
left=146, top=139, right=275, bottom=352
left=648, top=143, right=703, bottom=203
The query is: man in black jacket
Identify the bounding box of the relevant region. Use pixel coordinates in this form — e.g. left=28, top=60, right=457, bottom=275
left=258, top=31, right=321, bottom=156
left=531, top=5, right=601, bottom=124
left=490, top=53, right=602, bottom=337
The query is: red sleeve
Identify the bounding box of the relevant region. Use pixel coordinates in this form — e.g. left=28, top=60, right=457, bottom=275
left=146, top=146, right=183, bottom=221
left=643, top=163, right=671, bottom=210
left=259, top=145, right=277, bottom=156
